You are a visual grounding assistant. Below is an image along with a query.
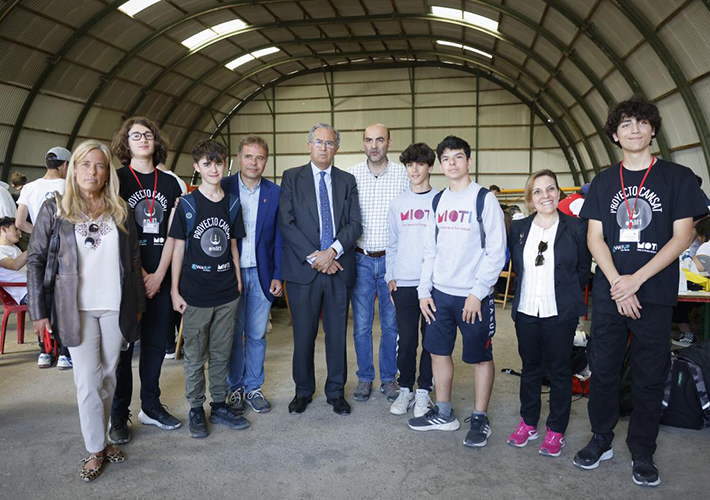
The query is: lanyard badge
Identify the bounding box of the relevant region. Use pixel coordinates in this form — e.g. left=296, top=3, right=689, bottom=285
left=129, top=166, right=159, bottom=233
left=618, top=157, right=655, bottom=242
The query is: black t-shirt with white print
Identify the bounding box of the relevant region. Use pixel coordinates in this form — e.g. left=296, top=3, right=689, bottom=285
left=580, top=159, right=708, bottom=306
left=117, top=166, right=182, bottom=273
left=169, top=188, right=246, bottom=308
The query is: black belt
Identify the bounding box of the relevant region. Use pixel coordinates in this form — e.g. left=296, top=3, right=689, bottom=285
left=355, top=247, right=385, bottom=258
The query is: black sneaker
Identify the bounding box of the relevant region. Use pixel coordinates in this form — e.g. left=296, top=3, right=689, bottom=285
left=108, top=413, right=132, bottom=445
left=463, top=414, right=492, bottom=447
left=632, top=455, right=660, bottom=487
left=226, top=387, right=246, bottom=415
left=573, top=434, right=614, bottom=469
left=188, top=407, right=208, bottom=439
left=209, top=402, right=250, bottom=430
left=408, top=406, right=460, bottom=431
left=138, top=406, right=182, bottom=430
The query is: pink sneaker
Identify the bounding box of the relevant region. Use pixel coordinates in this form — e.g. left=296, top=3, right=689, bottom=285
left=539, top=428, right=565, bottom=457
left=507, top=418, right=538, bottom=447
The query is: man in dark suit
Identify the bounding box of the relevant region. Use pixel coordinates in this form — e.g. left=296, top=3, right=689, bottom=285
left=278, top=123, right=362, bottom=415
left=222, top=135, right=283, bottom=414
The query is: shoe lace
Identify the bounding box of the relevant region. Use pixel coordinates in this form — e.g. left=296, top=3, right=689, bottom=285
left=543, top=431, right=561, bottom=445
left=356, top=381, right=370, bottom=392
left=464, top=414, right=485, bottom=431
left=414, top=392, right=432, bottom=408
left=247, top=388, right=264, bottom=400
left=228, top=390, right=243, bottom=405
left=191, top=408, right=205, bottom=423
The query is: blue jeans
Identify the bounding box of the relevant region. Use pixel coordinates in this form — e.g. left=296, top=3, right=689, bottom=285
left=351, top=253, right=399, bottom=383
left=227, top=267, right=273, bottom=393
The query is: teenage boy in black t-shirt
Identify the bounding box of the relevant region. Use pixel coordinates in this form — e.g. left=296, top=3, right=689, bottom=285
left=109, top=117, right=184, bottom=444
left=169, top=139, right=247, bottom=439
left=576, top=96, right=708, bottom=487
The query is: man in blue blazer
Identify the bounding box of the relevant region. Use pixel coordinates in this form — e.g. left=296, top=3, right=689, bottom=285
left=279, top=123, right=362, bottom=416
left=223, top=135, right=283, bottom=414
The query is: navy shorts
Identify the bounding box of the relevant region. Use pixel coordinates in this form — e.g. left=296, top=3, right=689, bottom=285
left=423, top=289, right=495, bottom=364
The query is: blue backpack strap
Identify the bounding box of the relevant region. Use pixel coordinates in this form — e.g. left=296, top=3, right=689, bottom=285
left=181, top=192, right=197, bottom=253
left=432, top=190, right=443, bottom=242
left=476, top=187, right=489, bottom=249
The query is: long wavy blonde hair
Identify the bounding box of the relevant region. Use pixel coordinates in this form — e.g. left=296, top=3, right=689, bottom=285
left=59, top=140, right=128, bottom=232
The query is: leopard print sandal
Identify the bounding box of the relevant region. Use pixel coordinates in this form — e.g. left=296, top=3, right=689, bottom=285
left=104, top=448, right=125, bottom=463
left=80, top=453, right=104, bottom=482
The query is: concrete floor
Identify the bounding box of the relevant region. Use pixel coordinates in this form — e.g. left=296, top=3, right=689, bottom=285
left=1, top=306, right=709, bottom=499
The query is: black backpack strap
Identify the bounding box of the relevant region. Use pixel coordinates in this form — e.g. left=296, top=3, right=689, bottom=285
left=432, top=190, right=443, bottom=243
left=181, top=193, right=197, bottom=253
left=476, top=187, right=489, bottom=249
left=227, top=194, right=241, bottom=228
left=662, top=356, right=676, bottom=410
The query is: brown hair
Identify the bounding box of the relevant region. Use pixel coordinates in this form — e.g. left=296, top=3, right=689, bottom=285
left=111, top=116, right=169, bottom=167
left=524, top=169, right=559, bottom=213
left=10, top=172, right=27, bottom=188
left=238, top=135, right=269, bottom=160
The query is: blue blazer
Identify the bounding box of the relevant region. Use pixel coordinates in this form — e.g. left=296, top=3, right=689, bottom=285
left=222, top=174, right=283, bottom=302
left=508, top=211, right=591, bottom=323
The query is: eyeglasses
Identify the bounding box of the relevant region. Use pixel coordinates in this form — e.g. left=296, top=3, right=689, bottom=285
left=84, top=223, right=99, bottom=248
left=310, top=139, right=336, bottom=150
left=128, top=131, right=155, bottom=141
left=535, top=241, right=548, bottom=267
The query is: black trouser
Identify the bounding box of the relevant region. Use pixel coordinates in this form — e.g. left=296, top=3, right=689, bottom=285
left=515, top=313, right=577, bottom=433
left=112, top=283, right=174, bottom=417
left=392, top=286, right=433, bottom=391
left=587, top=298, right=672, bottom=457
left=286, top=273, right=349, bottom=399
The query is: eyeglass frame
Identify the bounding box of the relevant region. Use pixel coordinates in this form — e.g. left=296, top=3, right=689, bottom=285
left=310, top=139, right=337, bottom=150
left=534, top=240, right=548, bottom=267
left=128, top=131, right=155, bottom=141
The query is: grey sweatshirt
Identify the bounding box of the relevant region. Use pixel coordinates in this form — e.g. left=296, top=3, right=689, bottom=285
left=385, top=189, right=438, bottom=287
left=417, top=181, right=507, bottom=299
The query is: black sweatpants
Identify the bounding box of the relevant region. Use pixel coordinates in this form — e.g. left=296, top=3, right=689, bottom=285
left=112, top=283, right=174, bottom=417
left=392, top=286, right=433, bottom=392
left=587, top=298, right=672, bottom=457
left=515, top=313, right=577, bottom=433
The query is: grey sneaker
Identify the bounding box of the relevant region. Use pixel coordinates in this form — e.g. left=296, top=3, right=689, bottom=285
left=246, top=388, right=272, bottom=413
left=353, top=381, right=372, bottom=402
left=227, top=387, right=246, bottom=415
left=380, top=381, right=399, bottom=402
left=463, top=414, right=492, bottom=447
left=408, top=406, right=460, bottom=431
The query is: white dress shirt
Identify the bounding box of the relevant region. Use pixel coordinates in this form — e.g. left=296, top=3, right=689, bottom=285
left=518, top=221, right=559, bottom=318
left=307, top=162, right=343, bottom=262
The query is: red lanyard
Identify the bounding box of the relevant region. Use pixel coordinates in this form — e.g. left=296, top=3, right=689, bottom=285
left=128, top=166, right=158, bottom=222
left=619, top=157, right=655, bottom=230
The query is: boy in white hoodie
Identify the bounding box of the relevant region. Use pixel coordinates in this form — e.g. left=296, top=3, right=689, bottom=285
left=408, top=136, right=506, bottom=450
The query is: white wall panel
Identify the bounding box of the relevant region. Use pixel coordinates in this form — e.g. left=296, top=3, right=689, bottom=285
left=14, top=129, right=69, bottom=166
left=672, top=147, right=708, bottom=188
left=276, top=83, right=330, bottom=100
left=659, top=2, right=710, bottom=81
left=335, top=94, right=411, bottom=111
left=478, top=151, right=530, bottom=173
left=624, top=44, right=675, bottom=100
left=479, top=104, right=530, bottom=126
left=0, top=84, right=29, bottom=124
left=533, top=126, right=558, bottom=149
left=533, top=150, right=569, bottom=172
left=25, top=95, right=84, bottom=135
left=78, top=108, right=125, bottom=142
left=416, top=92, right=476, bottom=108
left=479, top=127, right=530, bottom=149
left=656, top=93, right=699, bottom=148
left=601, top=70, right=634, bottom=102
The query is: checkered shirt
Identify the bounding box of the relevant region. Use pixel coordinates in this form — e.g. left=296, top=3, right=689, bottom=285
left=348, top=159, right=410, bottom=252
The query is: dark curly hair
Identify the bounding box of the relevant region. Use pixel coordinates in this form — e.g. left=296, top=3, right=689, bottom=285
left=111, top=116, right=169, bottom=166
left=436, top=135, right=471, bottom=162
left=400, top=142, right=436, bottom=166
left=604, top=95, right=662, bottom=148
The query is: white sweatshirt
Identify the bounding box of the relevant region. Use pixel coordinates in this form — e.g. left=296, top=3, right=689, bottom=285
left=385, top=189, right=438, bottom=287
left=417, top=182, right=507, bottom=300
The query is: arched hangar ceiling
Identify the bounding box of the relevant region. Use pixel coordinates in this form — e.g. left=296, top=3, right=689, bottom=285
left=2, top=0, right=710, bottom=182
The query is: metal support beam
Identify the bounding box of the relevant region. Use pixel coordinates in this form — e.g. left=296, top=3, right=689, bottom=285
left=475, top=69, right=480, bottom=183
left=612, top=0, right=710, bottom=178
left=272, top=87, right=277, bottom=183
left=529, top=102, right=535, bottom=174
left=409, top=66, right=416, bottom=144
left=0, top=0, right=21, bottom=27
left=205, top=62, right=582, bottom=185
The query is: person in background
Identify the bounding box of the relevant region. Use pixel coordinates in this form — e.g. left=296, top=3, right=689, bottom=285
left=16, top=146, right=69, bottom=369
left=558, top=184, right=589, bottom=218
left=0, top=217, right=28, bottom=306
left=489, top=185, right=501, bottom=198
left=386, top=142, right=436, bottom=417
left=10, top=172, right=27, bottom=201
left=26, top=140, right=144, bottom=482
left=507, top=169, right=591, bottom=457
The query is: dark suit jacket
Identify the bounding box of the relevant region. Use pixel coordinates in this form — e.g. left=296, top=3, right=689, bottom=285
left=508, top=211, right=591, bottom=323
left=278, top=163, right=362, bottom=286
left=222, top=175, right=283, bottom=302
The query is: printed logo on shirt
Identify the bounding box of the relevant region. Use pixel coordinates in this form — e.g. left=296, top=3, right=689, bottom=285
left=139, top=238, right=147, bottom=246
left=401, top=208, right=431, bottom=221
left=637, top=241, right=658, bottom=254
left=609, top=187, right=662, bottom=231
left=44, top=191, right=54, bottom=200
left=217, top=262, right=231, bottom=272
left=438, top=209, right=473, bottom=224
left=191, top=263, right=211, bottom=272
left=193, top=217, right=231, bottom=258
left=153, top=237, right=165, bottom=245
left=127, top=189, right=169, bottom=227
left=612, top=244, right=631, bottom=253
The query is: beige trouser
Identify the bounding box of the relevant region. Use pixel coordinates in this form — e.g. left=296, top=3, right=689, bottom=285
left=67, top=310, right=123, bottom=453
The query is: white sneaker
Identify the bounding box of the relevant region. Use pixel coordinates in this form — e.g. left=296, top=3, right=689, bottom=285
left=414, top=389, right=433, bottom=418
left=266, top=321, right=273, bottom=333
left=389, top=388, right=415, bottom=415
left=57, top=355, right=73, bottom=370
left=672, top=333, right=696, bottom=348
left=38, top=353, right=52, bottom=369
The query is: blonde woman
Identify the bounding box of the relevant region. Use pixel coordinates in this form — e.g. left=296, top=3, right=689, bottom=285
left=26, top=140, right=145, bottom=482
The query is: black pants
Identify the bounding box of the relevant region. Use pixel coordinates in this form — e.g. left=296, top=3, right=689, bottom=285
left=515, top=313, right=577, bottom=433
left=286, top=273, right=349, bottom=399
left=587, top=298, right=672, bottom=456
left=112, top=284, right=174, bottom=417
left=392, top=286, right=433, bottom=391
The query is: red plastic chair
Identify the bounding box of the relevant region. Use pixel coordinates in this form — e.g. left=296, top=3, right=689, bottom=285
left=0, top=281, right=27, bottom=354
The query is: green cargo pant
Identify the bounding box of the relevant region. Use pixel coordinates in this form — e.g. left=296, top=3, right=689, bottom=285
left=182, top=298, right=239, bottom=408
